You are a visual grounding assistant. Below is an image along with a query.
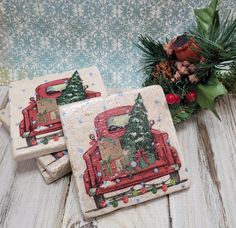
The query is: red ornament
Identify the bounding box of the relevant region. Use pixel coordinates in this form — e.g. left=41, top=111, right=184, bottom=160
left=186, top=91, right=197, bottom=102
left=53, top=135, right=59, bottom=141
left=162, top=183, right=168, bottom=192
left=140, top=187, right=147, bottom=194
left=122, top=196, right=129, bottom=204
left=100, top=200, right=107, bottom=208
left=166, top=94, right=176, bottom=104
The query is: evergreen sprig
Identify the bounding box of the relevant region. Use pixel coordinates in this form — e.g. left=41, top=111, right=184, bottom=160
left=216, top=61, right=236, bottom=93
left=170, top=104, right=199, bottom=124
left=136, top=35, right=167, bottom=75
left=190, top=12, right=236, bottom=65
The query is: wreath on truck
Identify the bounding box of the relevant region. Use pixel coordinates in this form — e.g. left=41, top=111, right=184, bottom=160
left=137, top=0, right=236, bottom=124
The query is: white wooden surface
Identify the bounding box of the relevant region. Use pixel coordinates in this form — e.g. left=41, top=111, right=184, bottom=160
left=0, top=86, right=235, bottom=228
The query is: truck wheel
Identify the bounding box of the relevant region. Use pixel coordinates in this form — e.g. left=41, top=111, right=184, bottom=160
left=26, top=136, right=37, bottom=146
left=170, top=171, right=180, bottom=184
left=94, top=195, right=105, bottom=209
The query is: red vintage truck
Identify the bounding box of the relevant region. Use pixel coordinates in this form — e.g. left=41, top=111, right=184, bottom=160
left=19, top=78, right=101, bottom=146
left=83, top=106, right=182, bottom=209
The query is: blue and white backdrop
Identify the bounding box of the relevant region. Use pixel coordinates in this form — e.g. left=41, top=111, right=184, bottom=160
left=0, top=0, right=235, bottom=87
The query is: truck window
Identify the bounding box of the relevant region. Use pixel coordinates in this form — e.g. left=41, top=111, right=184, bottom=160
left=107, top=114, right=129, bottom=131
left=46, top=83, right=67, bottom=94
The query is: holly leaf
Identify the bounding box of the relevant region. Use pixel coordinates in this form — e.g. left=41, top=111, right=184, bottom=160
left=196, top=77, right=227, bottom=119
left=194, top=0, right=219, bottom=38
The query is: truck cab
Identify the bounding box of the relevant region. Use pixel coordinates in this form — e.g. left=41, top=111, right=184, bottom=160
left=19, top=78, right=101, bottom=146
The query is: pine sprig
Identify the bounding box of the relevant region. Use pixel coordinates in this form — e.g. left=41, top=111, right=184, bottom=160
left=190, top=12, right=236, bottom=65
left=170, top=103, right=199, bottom=124
left=136, top=35, right=167, bottom=74
left=216, top=61, right=236, bottom=93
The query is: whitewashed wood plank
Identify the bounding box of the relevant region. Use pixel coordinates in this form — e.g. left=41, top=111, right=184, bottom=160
left=169, top=110, right=230, bottom=228
left=61, top=177, right=97, bottom=228
left=195, top=95, right=236, bottom=227
left=0, top=141, right=71, bottom=228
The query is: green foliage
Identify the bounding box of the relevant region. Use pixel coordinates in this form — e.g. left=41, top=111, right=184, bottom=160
left=137, top=0, right=236, bottom=124
left=216, top=62, right=236, bottom=93
left=136, top=35, right=167, bottom=75
left=194, top=0, right=219, bottom=39
left=57, top=71, right=86, bottom=106
left=196, top=77, right=227, bottom=119
left=191, top=0, right=236, bottom=84
left=170, top=103, right=199, bottom=124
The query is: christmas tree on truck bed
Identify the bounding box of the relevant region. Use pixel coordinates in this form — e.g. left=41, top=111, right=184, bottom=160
left=121, top=93, right=156, bottom=168
left=57, top=71, right=86, bottom=105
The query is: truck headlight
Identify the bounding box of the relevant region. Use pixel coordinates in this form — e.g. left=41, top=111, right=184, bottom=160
left=89, top=188, right=97, bottom=196
left=22, top=132, right=30, bottom=138
left=172, top=164, right=179, bottom=171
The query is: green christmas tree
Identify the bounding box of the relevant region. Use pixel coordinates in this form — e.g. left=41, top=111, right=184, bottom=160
left=121, top=93, right=156, bottom=168
left=57, top=71, right=86, bottom=105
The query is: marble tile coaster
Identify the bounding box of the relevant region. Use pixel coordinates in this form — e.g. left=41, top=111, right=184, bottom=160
left=37, top=150, right=71, bottom=178
left=59, top=85, right=190, bottom=218
left=1, top=89, right=124, bottom=182
left=36, top=160, right=70, bottom=184
left=0, top=102, right=71, bottom=183
left=9, top=66, right=107, bottom=161
left=0, top=103, right=10, bottom=133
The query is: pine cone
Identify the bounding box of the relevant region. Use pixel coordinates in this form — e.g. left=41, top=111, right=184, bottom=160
left=188, top=74, right=199, bottom=83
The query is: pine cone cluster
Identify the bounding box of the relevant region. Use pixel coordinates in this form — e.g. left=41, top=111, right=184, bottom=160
left=151, top=60, right=199, bottom=84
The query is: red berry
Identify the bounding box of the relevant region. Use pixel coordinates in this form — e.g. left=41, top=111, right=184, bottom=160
left=100, top=200, right=106, bottom=208
left=122, top=196, right=129, bottom=204
left=186, top=91, right=197, bottom=102
left=166, top=94, right=176, bottom=104
left=173, top=94, right=181, bottom=104
left=162, top=183, right=168, bottom=192
left=166, top=94, right=181, bottom=104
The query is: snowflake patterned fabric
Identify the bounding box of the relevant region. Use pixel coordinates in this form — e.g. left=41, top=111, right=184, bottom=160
left=0, top=0, right=235, bottom=87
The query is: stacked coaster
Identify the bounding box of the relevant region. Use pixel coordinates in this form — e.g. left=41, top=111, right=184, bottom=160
left=0, top=104, right=68, bottom=183
left=2, top=66, right=190, bottom=217
left=3, top=66, right=107, bottom=184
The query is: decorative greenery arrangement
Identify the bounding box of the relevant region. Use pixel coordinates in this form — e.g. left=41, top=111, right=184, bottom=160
left=137, top=0, right=236, bottom=124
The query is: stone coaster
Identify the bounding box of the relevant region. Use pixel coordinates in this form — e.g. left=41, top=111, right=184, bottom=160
left=9, top=66, right=107, bottom=161
left=0, top=102, right=71, bottom=183
left=59, top=85, right=190, bottom=218
left=37, top=150, right=71, bottom=178
left=1, top=89, right=125, bottom=183
left=36, top=160, right=70, bottom=184
left=0, top=103, right=10, bottom=133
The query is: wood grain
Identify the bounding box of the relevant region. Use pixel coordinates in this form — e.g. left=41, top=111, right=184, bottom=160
left=0, top=85, right=235, bottom=228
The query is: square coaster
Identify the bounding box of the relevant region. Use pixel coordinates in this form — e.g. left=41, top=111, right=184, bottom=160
left=36, top=160, right=70, bottom=184
left=0, top=102, right=71, bottom=181
left=37, top=150, right=71, bottom=178
left=0, top=103, right=10, bottom=133
left=9, top=66, right=107, bottom=161
left=59, top=85, right=190, bottom=218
